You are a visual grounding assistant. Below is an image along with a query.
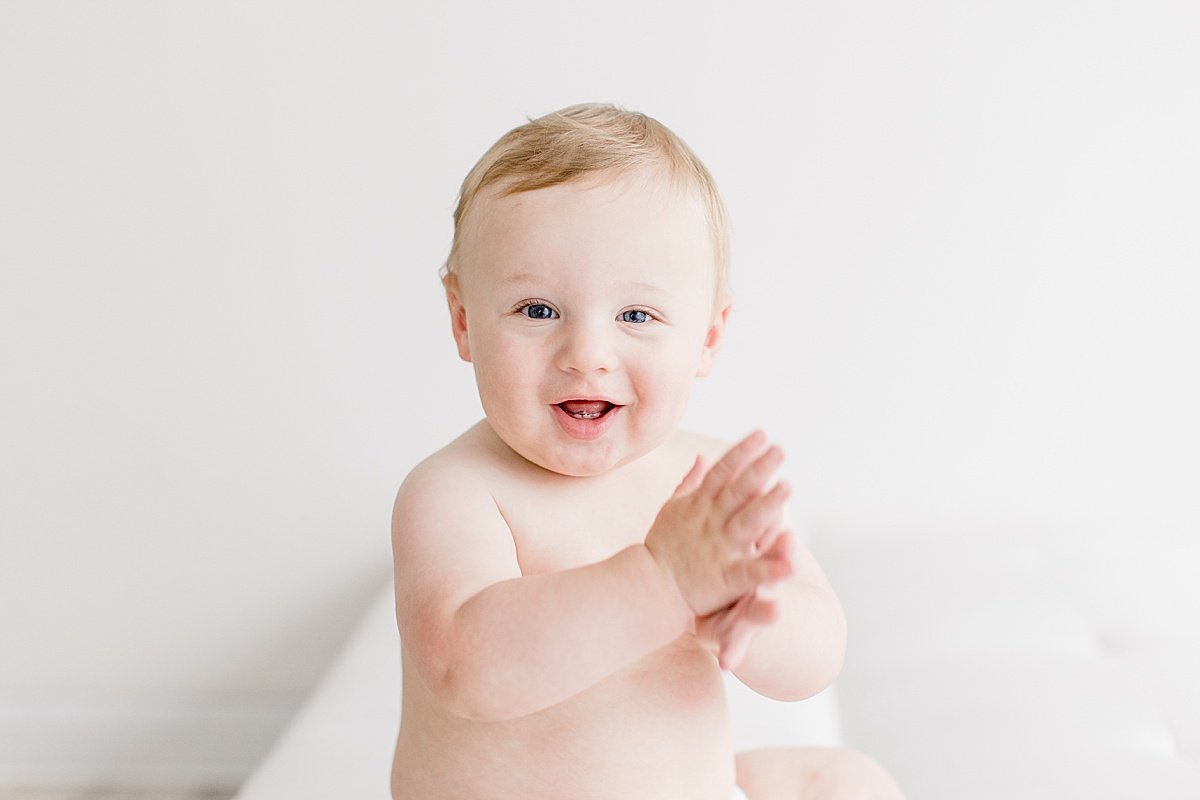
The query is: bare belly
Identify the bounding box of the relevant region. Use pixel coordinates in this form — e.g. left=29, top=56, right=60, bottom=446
left=391, top=630, right=736, bottom=800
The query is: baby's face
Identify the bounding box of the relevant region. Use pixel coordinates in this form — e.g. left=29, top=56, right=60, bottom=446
left=447, top=169, right=729, bottom=477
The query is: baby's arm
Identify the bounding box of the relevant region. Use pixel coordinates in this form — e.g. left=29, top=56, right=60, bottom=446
left=392, top=457, right=693, bottom=723
left=728, top=502, right=848, bottom=701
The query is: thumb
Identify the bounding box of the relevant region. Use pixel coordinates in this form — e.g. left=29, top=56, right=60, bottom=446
left=673, top=454, right=707, bottom=498
left=716, top=592, right=776, bottom=670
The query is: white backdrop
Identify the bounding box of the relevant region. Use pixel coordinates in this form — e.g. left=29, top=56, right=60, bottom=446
left=2, top=0, right=1197, bottom=788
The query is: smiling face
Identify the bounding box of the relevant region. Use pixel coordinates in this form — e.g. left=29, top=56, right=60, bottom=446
left=446, top=168, right=731, bottom=478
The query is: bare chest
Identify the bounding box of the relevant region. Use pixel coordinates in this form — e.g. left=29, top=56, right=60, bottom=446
left=496, top=484, right=670, bottom=576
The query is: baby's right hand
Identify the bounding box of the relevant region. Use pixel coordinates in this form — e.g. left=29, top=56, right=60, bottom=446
left=644, top=430, right=795, bottom=617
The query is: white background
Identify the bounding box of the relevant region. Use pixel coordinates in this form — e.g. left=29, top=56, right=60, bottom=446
left=2, top=0, right=1197, bottom=787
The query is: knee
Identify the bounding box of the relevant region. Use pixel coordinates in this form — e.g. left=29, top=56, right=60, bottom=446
left=809, top=748, right=906, bottom=800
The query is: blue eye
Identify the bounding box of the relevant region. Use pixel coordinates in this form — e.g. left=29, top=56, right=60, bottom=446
left=620, top=309, right=652, bottom=324
left=519, top=302, right=557, bottom=320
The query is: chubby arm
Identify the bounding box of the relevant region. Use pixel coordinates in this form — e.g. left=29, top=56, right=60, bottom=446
left=729, top=503, right=847, bottom=701
left=392, top=459, right=692, bottom=723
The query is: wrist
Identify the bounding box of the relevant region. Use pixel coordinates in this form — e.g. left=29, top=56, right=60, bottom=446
left=629, top=544, right=692, bottom=633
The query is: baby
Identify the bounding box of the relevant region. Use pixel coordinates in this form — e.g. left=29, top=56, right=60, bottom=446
left=390, top=103, right=904, bottom=800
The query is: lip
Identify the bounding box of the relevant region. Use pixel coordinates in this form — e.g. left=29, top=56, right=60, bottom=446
left=550, top=402, right=622, bottom=441
left=551, top=395, right=624, bottom=406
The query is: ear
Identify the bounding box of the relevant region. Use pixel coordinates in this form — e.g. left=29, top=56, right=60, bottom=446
left=444, top=272, right=472, bottom=363
left=696, top=297, right=732, bottom=377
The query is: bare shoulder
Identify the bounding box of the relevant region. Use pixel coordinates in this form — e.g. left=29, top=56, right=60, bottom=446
left=391, top=420, right=528, bottom=518
left=671, top=428, right=739, bottom=466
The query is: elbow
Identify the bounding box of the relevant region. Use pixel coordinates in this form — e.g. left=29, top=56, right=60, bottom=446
left=418, top=637, right=492, bottom=722
left=427, top=636, right=529, bottom=723
left=805, top=593, right=848, bottom=699
left=806, top=637, right=848, bottom=701
left=822, top=595, right=848, bottom=688
left=436, top=658, right=515, bottom=723
left=413, top=601, right=542, bottom=723
left=777, top=593, right=848, bottom=703
left=408, top=631, right=495, bottom=722
left=774, top=652, right=844, bottom=703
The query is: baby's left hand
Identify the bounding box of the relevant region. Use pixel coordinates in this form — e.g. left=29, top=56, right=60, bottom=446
left=694, top=529, right=793, bottom=670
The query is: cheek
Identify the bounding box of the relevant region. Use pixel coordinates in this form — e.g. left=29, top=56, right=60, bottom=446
left=478, top=360, right=524, bottom=399
left=656, top=327, right=709, bottom=372
left=632, top=342, right=703, bottom=401
left=471, top=337, right=526, bottom=399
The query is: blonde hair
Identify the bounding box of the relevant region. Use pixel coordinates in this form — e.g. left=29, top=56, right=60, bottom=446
left=440, top=102, right=732, bottom=305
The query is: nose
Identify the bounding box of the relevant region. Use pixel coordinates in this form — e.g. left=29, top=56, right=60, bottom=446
left=554, top=317, right=618, bottom=375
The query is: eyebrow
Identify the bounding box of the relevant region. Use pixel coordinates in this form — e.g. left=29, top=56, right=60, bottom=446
left=500, top=272, right=541, bottom=285
left=500, top=271, right=666, bottom=293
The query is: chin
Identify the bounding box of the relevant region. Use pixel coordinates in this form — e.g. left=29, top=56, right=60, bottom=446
left=506, top=438, right=627, bottom=478
left=532, top=450, right=617, bottom=478
left=548, top=439, right=665, bottom=479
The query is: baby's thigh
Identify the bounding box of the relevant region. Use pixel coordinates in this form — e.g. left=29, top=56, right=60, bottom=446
left=734, top=746, right=905, bottom=800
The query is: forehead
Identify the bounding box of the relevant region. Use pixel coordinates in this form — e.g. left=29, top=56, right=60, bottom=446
left=460, top=170, right=714, bottom=291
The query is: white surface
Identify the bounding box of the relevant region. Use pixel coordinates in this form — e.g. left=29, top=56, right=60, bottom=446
left=0, top=691, right=294, bottom=787
left=2, top=0, right=1197, bottom=787
left=811, top=524, right=1200, bottom=798
left=232, top=585, right=401, bottom=800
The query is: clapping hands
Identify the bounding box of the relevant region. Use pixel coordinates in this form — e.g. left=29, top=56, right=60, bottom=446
left=644, top=430, right=796, bottom=670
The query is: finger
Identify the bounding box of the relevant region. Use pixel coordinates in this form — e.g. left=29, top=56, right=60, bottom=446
left=698, top=430, right=768, bottom=496
left=750, top=532, right=795, bottom=582
left=760, top=530, right=795, bottom=569
left=752, top=541, right=795, bottom=585
left=707, top=589, right=779, bottom=669
left=719, top=600, right=778, bottom=654
left=713, top=594, right=753, bottom=668
left=718, top=630, right=748, bottom=670
left=694, top=596, right=740, bottom=655
left=726, top=547, right=794, bottom=595
left=728, top=480, right=791, bottom=549
left=719, top=622, right=757, bottom=671
left=698, top=589, right=748, bottom=639
left=672, top=454, right=707, bottom=498
left=743, top=593, right=780, bottom=625
left=716, top=443, right=785, bottom=515
left=752, top=517, right=789, bottom=556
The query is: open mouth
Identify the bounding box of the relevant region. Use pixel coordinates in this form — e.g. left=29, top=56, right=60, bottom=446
left=556, top=400, right=617, bottom=420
